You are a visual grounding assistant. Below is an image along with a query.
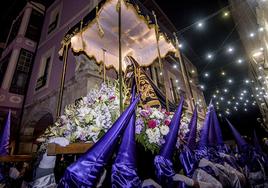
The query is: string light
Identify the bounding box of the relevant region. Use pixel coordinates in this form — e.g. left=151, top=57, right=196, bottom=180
left=179, top=43, right=183, bottom=49
left=228, top=79, right=233, bottom=84
left=207, top=53, right=213, bottom=59
left=237, top=58, right=243, bottom=64
left=173, top=64, right=177, bottom=69
left=197, top=21, right=204, bottom=28
left=227, top=47, right=234, bottom=53
left=221, top=71, right=226, bottom=76
left=191, top=69, right=195, bottom=73
left=259, top=27, right=264, bottom=32
left=159, top=72, right=163, bottom=76
left=204, top=72, right=209, bottom=77
left=249, top=32, right=255, bottom=38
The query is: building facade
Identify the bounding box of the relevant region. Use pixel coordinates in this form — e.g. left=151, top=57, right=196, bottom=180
left=0, top=0, right=206, bottom=154
left=229, top=0, right=268, bottom=131
left=0, top=2, right=45, bottom=148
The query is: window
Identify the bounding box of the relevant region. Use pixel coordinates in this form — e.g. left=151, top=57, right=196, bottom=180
left=35, top=47, right=55, bottom=91
left=6, top=14, right=23, bottom=46
left=47, top=6, right=60, bottom=34
left=9, top=49, right=34, bottom=95
left=35, top=56, right=51, bottom=91
left=25, top=9, right=44, bottom=41
left=0, top=53, right=11, bottom=87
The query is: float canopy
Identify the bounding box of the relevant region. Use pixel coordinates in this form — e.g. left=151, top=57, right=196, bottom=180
left=70, top=0, right=177, bottom=71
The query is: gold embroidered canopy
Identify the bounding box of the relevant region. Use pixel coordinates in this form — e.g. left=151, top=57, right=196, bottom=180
left=70, top=0, right=177, bottom=71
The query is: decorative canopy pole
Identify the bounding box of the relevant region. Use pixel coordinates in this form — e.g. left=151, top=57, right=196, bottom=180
left=174, top=33, right=194, bottom=112
left=117, top=0, right=123, bottom=114
left=102, top=49, right=106, bottom=83
left=56, top=43, right=69, bottom=117
left=153, top=11, right=169, bottom=112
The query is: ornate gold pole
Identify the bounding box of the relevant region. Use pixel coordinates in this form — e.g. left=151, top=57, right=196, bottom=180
left=153, top=11, right=169, bottom=111
left=102, top=49, right=106, bottom=83
left=174, top=33, right=194, bottom=112
left=56, top=43, right=69, bottom=117
left=118, top=0, right=123, bottom=113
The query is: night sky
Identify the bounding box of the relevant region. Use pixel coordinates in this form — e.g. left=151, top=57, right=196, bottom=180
left=0, top=0, right=265, bottom=139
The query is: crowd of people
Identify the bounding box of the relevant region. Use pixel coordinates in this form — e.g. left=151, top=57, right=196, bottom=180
left=0, top=86, right=268, bottom=187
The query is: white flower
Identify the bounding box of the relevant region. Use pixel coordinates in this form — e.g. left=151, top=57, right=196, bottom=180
left=146, top=128, right=161, bottom=144
left=159, top=125, right=169, bottom=136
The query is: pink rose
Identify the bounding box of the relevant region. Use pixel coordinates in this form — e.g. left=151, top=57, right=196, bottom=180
left=164, top=119, right=171, bottom=126
left=148, top=120, right=157, bottom=129
left=109, top=96, right=116, bottom=100
left=165, top=111, right=171, bottom=116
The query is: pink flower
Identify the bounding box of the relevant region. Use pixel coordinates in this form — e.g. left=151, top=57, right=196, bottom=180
left=164, top=119, right=171, bottom=126
left=109, top=96, right=116, bottom=100
left=148, top=120, right=157, bottom=129
left=165, top=111, right=171, bottom=116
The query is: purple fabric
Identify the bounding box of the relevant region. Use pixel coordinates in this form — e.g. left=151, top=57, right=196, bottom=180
left=154, top=98, right=184, bottom=186
left=187, top=107, right=198, bottom=150
left=225, top=118, right=248, bottom=150
left=154, top=155, right=175, bottom=186
left=0, top=110, right=11, bottom=156
left=58, top=96, right=140, bottom=188
left=211, top=108, right=224, bottom=145
left=253, top=129, right=262, bottom=152
left=179, top=148, right=197, bottom=176
left=199, top=104, right=213, bottom=148
left=111, top=80, right=141, bottom=187
left=208, top=114, right=217, bottom=147
left=159, top=97, right=184, bottom=159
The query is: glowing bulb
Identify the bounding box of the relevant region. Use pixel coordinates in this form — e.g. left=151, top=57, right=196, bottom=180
left=259, top=27, right=264, bottom=32
left=245, top=79, right=249, bottom=84
left=207, top=53, right=213, bottom=59
left=223, top=11, right=229, bottom=17
left=260, top=47, right=264, bottom=51
left=216, top=90, right=219, bottom=93
left=204, top=72, right=209, bottom=77
left=228, top=101, right=231, bottom=104
left=177, top=87, right=181, bottom=90
left=237, top=59, right=243, bottom=64
left=244, top=108, right=247, bottom=111
left=227, top=47, right=234, bottom=53
left=249, top=32, right=255, bottom=37
left=224, top=88, right=228, bottom=93
left=213, top=94, right=216, bottom=98
left=173, top=64, right=177, bottom=69
left=160, top=72, right=163, bottom=76
left=200, top=85, right=205, bottom=90
left=197, top=21, right=203, bottom=28
left=179, top=44, right=183, bottom=49
left=191, top=69, right=195, bottom=73
left=221, top=71, right=226, bottom=76
left=228, top=79, right=233, bottom=83
left=220, top=97, right=224, bottom=101
left=175, top=79, right=179, bottom=83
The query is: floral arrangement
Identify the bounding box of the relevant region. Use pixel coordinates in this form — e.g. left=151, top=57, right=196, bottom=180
left=42, top=82, right=196, bottom=153
left=44, top=83, right=120, bottom=143
left=135, top=107, right=190, bottom=154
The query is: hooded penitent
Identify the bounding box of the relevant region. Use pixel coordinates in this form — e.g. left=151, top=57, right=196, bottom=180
left=195, top=102, right=213, bottom=160
left=111, top=80, right=142, bottom=187
left=154, top=97, right=184, bottom=185
left=58, top=96, right=140, bottom=188
left=0, top=110, right=11, bottom=156
left=225, top=118, right=248, bottom=151
left=179, top=106, right=198, bottom=177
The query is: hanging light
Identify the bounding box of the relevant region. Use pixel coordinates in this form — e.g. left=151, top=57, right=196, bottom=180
left=197, top=21, right=204, bottom=28
left=227, top=47, right=234, bottom=53
left=173, top=64, right=177, bottom=69
left=228, top=79, right=233, bottom=84
left=249, top=32, right=255, bottom=38
left=207, top=53, right=213, bottom=59
left=259, top=27, right=264, bottom=32
left=204, top=72, right=209, bottom=77
left=237, top=58, right=243, bottom=64
left=221, top=71, right=226, bottom=76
